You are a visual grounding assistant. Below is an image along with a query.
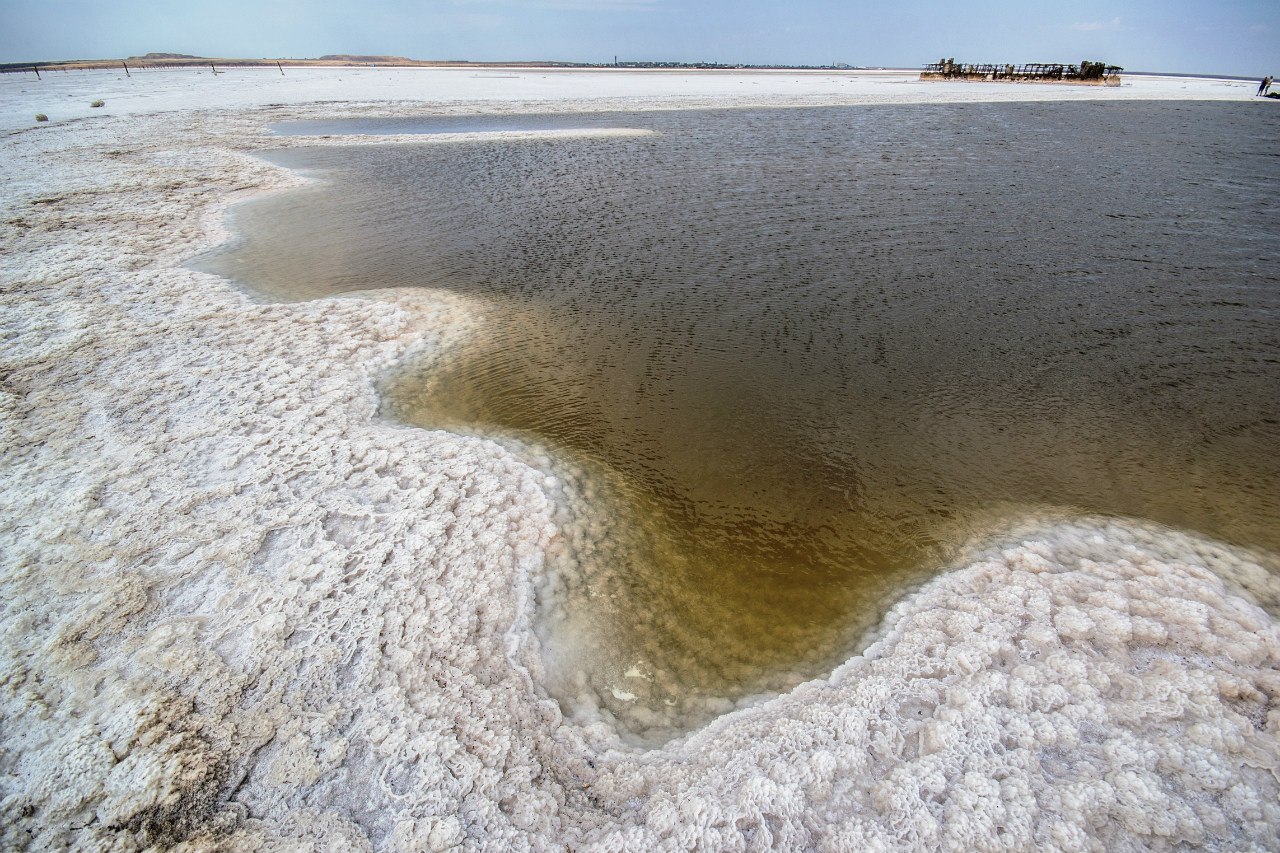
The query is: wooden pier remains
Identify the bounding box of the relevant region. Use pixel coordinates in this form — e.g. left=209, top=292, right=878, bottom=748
left=921, top=58, right=1122, bottom=86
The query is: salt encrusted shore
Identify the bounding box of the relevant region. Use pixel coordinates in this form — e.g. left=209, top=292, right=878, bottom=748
left=1, top=69, right=1278, bottom=851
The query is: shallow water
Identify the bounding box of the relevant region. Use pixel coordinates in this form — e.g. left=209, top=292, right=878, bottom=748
left=195, top=102, right=1280, bottom=741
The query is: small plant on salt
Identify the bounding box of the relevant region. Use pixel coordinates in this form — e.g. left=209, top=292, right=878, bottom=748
left=35, top=114, right=48, bottom=122
left=90, top=99, right=104, bottom=108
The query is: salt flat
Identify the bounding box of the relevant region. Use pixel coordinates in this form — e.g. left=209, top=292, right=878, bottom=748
left=1, top=67, right=1277, bottom=851
left=0, top=65, right=1260, bottom=131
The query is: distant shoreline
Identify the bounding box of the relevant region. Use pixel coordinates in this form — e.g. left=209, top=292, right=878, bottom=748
left=0, top=57, right=1263, bottom=82
left=2, top=56, right=906, bottom=74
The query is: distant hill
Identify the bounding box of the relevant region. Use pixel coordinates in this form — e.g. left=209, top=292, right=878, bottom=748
left=131, top=52, right=203, bottom=60
left=317, top=54, right=413, bottom=63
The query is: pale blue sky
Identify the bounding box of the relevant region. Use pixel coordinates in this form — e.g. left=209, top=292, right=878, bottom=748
left=1, top=0, right=1276, bottom=76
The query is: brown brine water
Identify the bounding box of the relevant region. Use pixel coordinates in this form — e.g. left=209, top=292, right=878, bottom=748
left=195, top=102, right=1280, bottom=743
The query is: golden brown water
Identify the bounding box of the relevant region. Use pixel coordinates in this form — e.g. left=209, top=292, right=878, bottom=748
left=195, top=103, right=1280, bottom=741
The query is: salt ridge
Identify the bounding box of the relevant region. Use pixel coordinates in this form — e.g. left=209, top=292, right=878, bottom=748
left=1, top=70, right=1277, bottom=851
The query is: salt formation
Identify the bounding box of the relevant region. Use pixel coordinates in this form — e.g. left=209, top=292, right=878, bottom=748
left=1, top=71, right=1278, bottom=851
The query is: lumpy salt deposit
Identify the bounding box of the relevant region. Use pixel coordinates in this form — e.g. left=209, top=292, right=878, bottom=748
left=1, top=67, right=1279, bottom=851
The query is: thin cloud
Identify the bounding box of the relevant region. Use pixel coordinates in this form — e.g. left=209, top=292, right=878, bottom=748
left=1070, top=17, right=1124, bottom=32
left=453, top=0, right=661, bottom=10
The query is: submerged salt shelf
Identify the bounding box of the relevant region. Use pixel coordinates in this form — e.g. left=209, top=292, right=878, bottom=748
left=272, top=114, right=624, bottom=136
left=3, top=67, right=1280, bottom=850
left=197, top=101, right=1280, bottom=743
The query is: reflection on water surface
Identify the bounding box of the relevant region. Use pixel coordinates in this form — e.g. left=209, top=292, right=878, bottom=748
left=195, top=103, right=1280, bottom=742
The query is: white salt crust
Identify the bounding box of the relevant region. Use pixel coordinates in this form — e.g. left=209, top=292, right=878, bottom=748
left=1, top=73, right=1278, bottom=851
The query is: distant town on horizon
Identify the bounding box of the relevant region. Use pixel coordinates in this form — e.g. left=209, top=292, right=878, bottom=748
left=0, top=52, right=890, bottom=73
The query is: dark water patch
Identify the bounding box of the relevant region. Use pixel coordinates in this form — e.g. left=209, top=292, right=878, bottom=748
left=197, top=102, right=1280, bottom=742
